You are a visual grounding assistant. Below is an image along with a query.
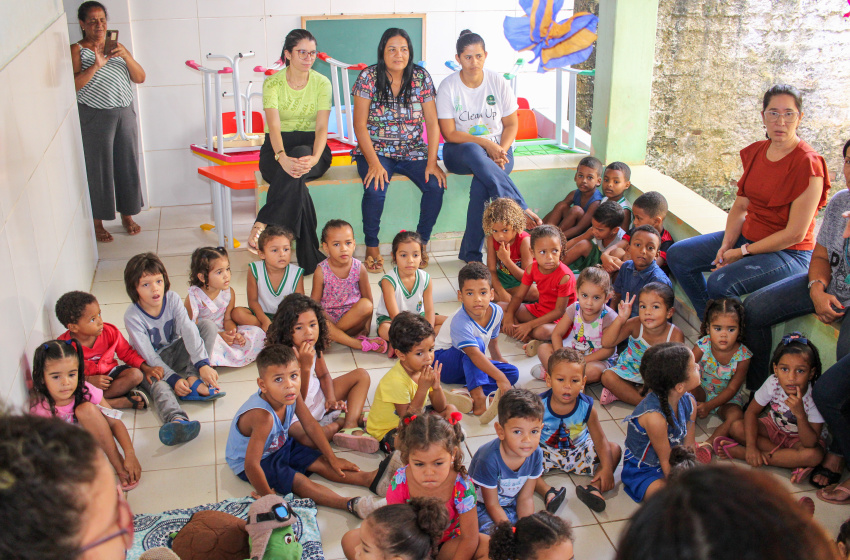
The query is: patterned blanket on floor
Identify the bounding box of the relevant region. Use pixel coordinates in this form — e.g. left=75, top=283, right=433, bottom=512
left=128, top=495, right=324, bottom=560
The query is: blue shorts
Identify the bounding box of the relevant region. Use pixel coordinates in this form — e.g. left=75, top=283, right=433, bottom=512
left=237, top=437, right=322, bottom=495
left=477, top=503, right=517, bottom=534
left=621, top=455, right=663, bottom=503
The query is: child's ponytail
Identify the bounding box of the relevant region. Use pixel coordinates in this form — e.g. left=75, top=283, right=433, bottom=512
left=396, top=410, right=466, bottom=476
left=30, top=339, right=89, bottom=418
left=490, top=511, right=573, bottom=560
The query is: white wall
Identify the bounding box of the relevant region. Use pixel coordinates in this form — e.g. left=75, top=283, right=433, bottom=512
left=61, top=0, right=566, bottom=208
left=0, top=6, right=98, bottom=410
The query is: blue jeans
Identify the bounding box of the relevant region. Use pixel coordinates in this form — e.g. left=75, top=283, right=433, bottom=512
left=442, top=143, right=528, bottom=262
left=477, top=503, right=517, bottom=534
left=666, top=230, right=812, bottom=320
left=813, top=353, right=850, bottom=458
left=355, top=155, right=445, bottom=247
left=743, top=273, right=850, bottom=389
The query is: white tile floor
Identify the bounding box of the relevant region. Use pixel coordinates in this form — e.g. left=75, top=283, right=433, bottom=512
left=94, top=205, right=849, bottom=559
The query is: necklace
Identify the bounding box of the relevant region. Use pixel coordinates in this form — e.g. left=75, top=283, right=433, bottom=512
left=286, top=69, right=308, bottom=90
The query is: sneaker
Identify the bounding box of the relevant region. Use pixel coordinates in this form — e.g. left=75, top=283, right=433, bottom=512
left=371, top=451, right=403, bottom=497
left=348, top=495, right=386, bottom=519
left=530, top=364, right=546, bottom=380
left=599, top=388, right=619, bottom=406
left=159, top=418, right=201, bottom=446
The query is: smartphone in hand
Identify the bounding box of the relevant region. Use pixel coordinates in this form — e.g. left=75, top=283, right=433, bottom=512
left=104, top=30, right=118, bottom=55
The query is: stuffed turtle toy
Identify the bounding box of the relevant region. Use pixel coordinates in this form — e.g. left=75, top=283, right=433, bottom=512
left=245, top=495, right=303, bottom=560
left=169, top=510, right=250, bottom=560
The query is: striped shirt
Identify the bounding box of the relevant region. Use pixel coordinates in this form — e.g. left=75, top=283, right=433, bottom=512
left=76, top=45, right=134, bottom=109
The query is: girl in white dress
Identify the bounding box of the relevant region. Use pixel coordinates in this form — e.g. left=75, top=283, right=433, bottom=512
left=185, top=247, right=265, bottom=367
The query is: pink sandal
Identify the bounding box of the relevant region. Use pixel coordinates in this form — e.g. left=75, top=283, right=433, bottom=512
left=695, top=442, right=714, bottom=465
left=357, top=335, right=388, bottom=354
left=599, top=388, right=619, bottom=406
left=713, top=436, right=739, bottom=460
left=791, top=467, right=814, bottom=484
left=817, top=484, right=850, bottom=505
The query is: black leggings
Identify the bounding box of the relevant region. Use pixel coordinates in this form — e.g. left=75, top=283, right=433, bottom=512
left=257, top=131, right=332, bottom=275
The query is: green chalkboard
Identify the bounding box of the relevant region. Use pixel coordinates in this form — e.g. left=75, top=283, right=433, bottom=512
left=303, top=15, right=425, bottom=94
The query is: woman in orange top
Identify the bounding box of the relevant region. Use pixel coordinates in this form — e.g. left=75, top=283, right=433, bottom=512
left=667, top=84, right=830, bottom=320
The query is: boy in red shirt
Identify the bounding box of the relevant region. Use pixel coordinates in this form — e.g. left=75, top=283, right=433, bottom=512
left=56, top=291, right=161, bottom=409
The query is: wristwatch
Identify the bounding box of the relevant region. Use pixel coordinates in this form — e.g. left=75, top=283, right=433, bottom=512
left=274, top=149, right=285, bottom=162
left=808, top=279, right=827, bottom=291
left=740, top=243, right=750, bottom=256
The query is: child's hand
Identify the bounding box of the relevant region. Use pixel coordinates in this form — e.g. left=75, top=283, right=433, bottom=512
left=419, top=365, right=436, bottom=390
left=617, top=292, right=636, bottom=318
left=325, top=399, right=347, bottom=412
left=746, top=446, right=769, bottom=468
left=141, top=363, right=164, bottom=383
left=600, top=253, right=622, bottom=273
left=591, top=466, right=615, bottom=493
left=295, top=341, right=316, bottom=371
left=431, top=361, right=442, bottom=389
left=90, top=375, right=111, bottom=390
left=124, top=452, right=141, bottom=484
left=199, top=365, right=219, bottom=389
left=512, top=322, right=534, bottom=342
left=328, top=455, right=361, bottom=478
left=219, top=329, right=237, bottom=345
left=696, top=402, right=710, bottom=419
left=174, top=378, right=192, bottom=397
left=496, top=242, right=511, bottom=265
left=497, top=379, right=512, bottom=397
left=785, top=386, right=806, bottom=418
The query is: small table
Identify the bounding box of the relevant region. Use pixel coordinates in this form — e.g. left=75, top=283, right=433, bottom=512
left=197, top=163, right=259, bottom=249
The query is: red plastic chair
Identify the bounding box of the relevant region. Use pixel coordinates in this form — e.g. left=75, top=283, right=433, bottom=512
left=221, top=111, right=264, bottom=135
left=516, top=109, right=538, bottom=140
left=517, top=97, right=530, bottom=110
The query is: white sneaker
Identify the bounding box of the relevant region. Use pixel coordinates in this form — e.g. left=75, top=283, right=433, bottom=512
left=531, top=364, right=546, bottom=380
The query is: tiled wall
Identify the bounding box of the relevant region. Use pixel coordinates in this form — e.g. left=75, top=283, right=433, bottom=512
left=0, top=7, right=98, bottom=409
left=62, top=0, right=567, bottom=209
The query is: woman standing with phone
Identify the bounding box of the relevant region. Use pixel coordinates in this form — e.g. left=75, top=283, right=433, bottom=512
left=72, top=1, right=146, bottom=243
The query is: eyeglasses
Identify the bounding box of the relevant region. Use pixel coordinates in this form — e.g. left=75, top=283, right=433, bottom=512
left=78, top=484, right=135, bottom=553
left=764, top=110, right=799, bottom=123
left=295, top=50, right=318, bottom=60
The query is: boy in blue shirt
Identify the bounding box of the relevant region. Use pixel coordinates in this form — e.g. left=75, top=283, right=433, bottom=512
left=610, top=225, right=672, bottom=317
left=225, top=345, right=397, bottom=518
left=434, top=262, right=519, bottom=423
left=469, top=388, right=544, bottom=533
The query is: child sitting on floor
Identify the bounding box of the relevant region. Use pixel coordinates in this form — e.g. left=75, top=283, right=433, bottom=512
left=224, top=345, right=396, bottom=518
left=600, top=161, right=633, bottom=231
left=247, top=226, right=305, bottom=332
left=55, top=290, right=153, bottom=410
left=533, top=267, right=618, bottom=383
left=469, top=388, right=544, bottom=534
left=601, top=191, right=675, bottom=273
left=266, top=293, right=378, bottom=453
left=534, top=348, right=621, bottom=514
left=375, top=231, right=446, bottom=357
left=312, top=219, right=385, bottom=353
left=123, top=252, right=217, bottom=445
left=503, top=225, right=576, bottom=346
left=621, top=343, right=699, bottom=503
left=609, top=225, right=672, bottom=316
left=350, top=498, right=449, bottom=560
left=561, top=200, right=625, bottom=274
left=434, top=262, right=519, bottom=422
left=186, top=246, right=265, bottom=367
left=30, top=339, right=141, bottom=491
left=543, top=156, right=604, bottom=239
left=717, top=333, right=825, bottom=484
left=483, top=197, right=536, bottom=305
left=366, top=312, right=462, bottom=453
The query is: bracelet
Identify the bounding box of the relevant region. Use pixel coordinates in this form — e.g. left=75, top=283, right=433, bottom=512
left=807, top=279, right=827, bottom=292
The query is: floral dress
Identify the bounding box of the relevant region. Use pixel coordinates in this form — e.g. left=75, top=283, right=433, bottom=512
left=696, top=336, right=752, bottom=408
left=385, top=465, right=477, bottom=543
left=318, top=258, right=363, bottom=323
left=187, top=286, right=265, bottom=367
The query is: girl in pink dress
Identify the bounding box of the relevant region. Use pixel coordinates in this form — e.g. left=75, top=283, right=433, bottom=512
left=185, top=247, right=265, bottom=367
left=311, top=219, right=386, bottom=352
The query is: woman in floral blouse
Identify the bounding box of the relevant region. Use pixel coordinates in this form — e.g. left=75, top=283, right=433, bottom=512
left=352, top=28, right=446, bottom=272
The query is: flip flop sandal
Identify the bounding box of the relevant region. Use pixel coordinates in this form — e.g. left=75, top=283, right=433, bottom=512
left=809, top=464, right=842, bottom=489
left=524, top=340, right=542, bottom=357
left=247, top=223, right=265, bottom=255
left=158, top=418, right=201, bottom=446
left=791, top=467, right=814, bottom=484
left=419, top=253, right=429, bottom=269
left=545, top=486, right=567, bottom=513
left=443, top=387, right=474, bottom=414
left=333, top=428, right=380, bottom=453
left=576, top=484, right=606, bottom=513
left=817, top=484, right=850, bottom=505
left=364, top=255, right=384, bottom=273
left=695, top=441, right=714, bottom=465
left=479, top=389, right=502, bottom=425
left=128, top=389, right=149, bottom=410
left=179, top=379, right=227, bottom=401
left=121, top=479, right=140, bottom=492
left=713, top=436, right=739, bottom=460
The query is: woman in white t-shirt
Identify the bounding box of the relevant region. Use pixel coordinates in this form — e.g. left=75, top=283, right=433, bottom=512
left=436, top=30, right=541, bottom=263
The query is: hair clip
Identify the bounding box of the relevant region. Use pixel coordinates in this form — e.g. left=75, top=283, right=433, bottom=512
left=216, top=246, right=225, bottom=252
left=512, top=527, right=517, bottom=533
left=448, top=411, right=463, bottom=425
left=403, top=414, right=418, bottom=425
left=42, top=343, right=50, bottom=350
left=399, top=229, right=407, bottom=232
left=781, top=332, right=808, bottom=346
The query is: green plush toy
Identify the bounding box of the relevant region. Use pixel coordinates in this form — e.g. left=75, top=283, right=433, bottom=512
left=245, top=495, right=303, bottom=560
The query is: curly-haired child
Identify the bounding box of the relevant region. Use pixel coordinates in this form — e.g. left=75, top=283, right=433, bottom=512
left=483, top=198, right=535, bottom=305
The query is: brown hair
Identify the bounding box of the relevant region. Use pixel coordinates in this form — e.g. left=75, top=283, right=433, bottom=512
left=548, top=347, right=586, bottom=376
left=124, top=252, right=171, bottom=304
left=482, top=197, right=526, bottom=237
left=396, top=411, right=465, bottom=476
left=189, top=246, right=229, bottom=289
left=369, top=497, right=449, bottom=559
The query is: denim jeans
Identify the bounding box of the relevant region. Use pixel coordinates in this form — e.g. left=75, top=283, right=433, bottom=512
left=442, top=142, right=528, bottom=262
left=355, top=155, right=445, bottom=247
left=813, top=353, right=850, bottom=457
left=743, top=272, right=850, bottom=389
left=666, top=230, right=812, bottom=320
